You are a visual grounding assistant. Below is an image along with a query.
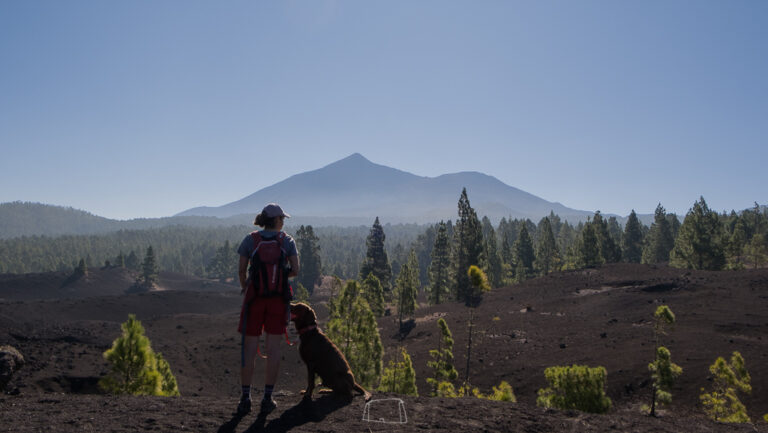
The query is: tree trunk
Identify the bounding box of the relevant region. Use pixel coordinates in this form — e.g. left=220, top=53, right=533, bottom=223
left=465, top=309, right=473, bottom=384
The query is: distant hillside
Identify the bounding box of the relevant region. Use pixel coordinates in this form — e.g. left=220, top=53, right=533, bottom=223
left=177, top=153, right=596, bottom=223
left=0, top=202, right=244, bottom=239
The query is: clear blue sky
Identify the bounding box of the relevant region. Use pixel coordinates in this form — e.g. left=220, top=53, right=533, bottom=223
left=1, top=1, right=766, bottom=220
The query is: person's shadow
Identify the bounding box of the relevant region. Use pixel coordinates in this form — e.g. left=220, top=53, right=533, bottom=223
left=216, top=395, right=352, bottom=433
left=216, top=412, right=247, bottom=433
left=242, top=395, right=351, bottom=432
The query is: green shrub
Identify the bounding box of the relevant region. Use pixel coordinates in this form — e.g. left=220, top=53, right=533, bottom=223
left=99, top=314, right=179, bottom=396
left=536, top=365, right=612, bottom=413
left=293, top=282, right=310, bottom=303
left=700, top=351, right=751, bottom=423
left=435, top=380, right=516, bottom=402
left=434, top=381, right=476, bottom=398
left=476, top=381, right=517, bottom=402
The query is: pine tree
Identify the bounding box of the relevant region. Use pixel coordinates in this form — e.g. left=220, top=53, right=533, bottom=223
left=208, top=240, right=236, bottom=282
left=75, top=258, right=88, bottom=278
left=670, top=197, right=726, bottom=270
left=126, top=250, right=140, bottom=271
left=578, top=221, right=603, bottom=268
left=455, top=188, right=484, bottom=306
left=140, top=246, right=159, bottom=287
left=700, top=351, right=752, bottom=423
left=642, top=204, right=675, bottom=264
left=483, top=223, right=503, bottom=288
left=378, top=347, right=418, bottom=396
left=116, top=251, right=126, bottom=268
left=500, top=230, right=514, bottom=284
left=647, top=306, right=681, bottom=416
left=390, top=243, right=406, bottom=289
left=535, top=217, right=561, bottom=276
left=622, top=210, right=644, bottom=263
left=667, top=213, right=681, bottom=240
left=296, top=225, right=322, bottom=293
left=464, top=266, right=491, bottom=383
left=360, top=272, right=385, bottom=317
left=99, top=314, right=178, bottom=396
left=557, top=221, right=577, bottom=257
left=427, top=221, right=452, bottom=305
left=426, top=318, right=459, bottom=395
left=395, top=250, right=419, bottom=332
left=608, top=216, right=623, bottom=250
left=467, top=265, right=490, bottom=304
left=413, top=224, right=437, bottom=288
left=746, top=233, right=768, bottom=269
left=359, top=217, right=393, bottom=292
left=326, top=282, right=383, bottom=389
left=726, top=217, right=747, bottom=269
left=592, top=212, right=621, bottom=263
left=513, top=223, right=535, bottom=281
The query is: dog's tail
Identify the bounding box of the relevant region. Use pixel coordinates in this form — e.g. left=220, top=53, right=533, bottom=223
left=354, top=383, right=372, bottom=401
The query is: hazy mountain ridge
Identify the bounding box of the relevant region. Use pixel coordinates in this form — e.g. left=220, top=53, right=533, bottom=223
left=2, top=155, right=675, bottom=239
left=176, top=153, right=595, bottom=223
left=0, top=202, right=245, bottom=240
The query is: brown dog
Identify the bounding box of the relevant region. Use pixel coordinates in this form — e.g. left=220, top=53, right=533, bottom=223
left=289, top=302, right=371, bottom=401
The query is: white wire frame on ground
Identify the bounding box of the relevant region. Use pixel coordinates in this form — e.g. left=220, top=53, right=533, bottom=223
left=362, top=398, right=408, bottom=424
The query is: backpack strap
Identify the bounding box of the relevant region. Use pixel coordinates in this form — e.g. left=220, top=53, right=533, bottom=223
left=276, top=231, right=293, bottom=301
left=249, top=231, right=271, bottom=297
left=250, top=231, right=263, bottom=249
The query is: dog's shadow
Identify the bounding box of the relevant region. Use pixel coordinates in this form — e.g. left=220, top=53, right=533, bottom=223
left=238, top=395, right=351, bottom=432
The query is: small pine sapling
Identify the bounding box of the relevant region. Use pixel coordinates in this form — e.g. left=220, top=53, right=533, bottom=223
left=99, top=314, right=179, bottom=396
left=327, top=282, right=383, bottom=389
left=464, top=266, right=490, bottom=384
left=700, top=351, right=752, bottom=423
left=647, top=347, right=682, bottom=415
left=378, top=347, right=418, bottom=396
left=75, top=258, right=88, bottom=278
left=647, top=305, right=682, bottom=416
left=155, top=352, right=180, bottom=396
left=426, top=318, right=459, bottom=395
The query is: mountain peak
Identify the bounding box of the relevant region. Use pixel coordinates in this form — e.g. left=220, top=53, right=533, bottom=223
left=331, top=153, right=371, bottom=165
left=318, top=153, right=381, bottom=173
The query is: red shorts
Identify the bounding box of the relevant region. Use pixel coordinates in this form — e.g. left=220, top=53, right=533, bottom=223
left=238, top=297, right=287, bottom=336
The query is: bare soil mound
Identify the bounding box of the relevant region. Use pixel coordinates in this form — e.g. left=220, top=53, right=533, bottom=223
left=1, top=263, right=767, bottom=432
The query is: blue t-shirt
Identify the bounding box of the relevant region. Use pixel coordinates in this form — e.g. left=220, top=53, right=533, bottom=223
left=237, top=230, right=298, bottom=259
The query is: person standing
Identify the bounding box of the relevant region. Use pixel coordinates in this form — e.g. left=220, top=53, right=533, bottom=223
left=236, top=203, right=299, bottom=415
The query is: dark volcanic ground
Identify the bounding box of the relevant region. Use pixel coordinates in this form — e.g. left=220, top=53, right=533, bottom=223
left=1, top=264, right=768, bottom=432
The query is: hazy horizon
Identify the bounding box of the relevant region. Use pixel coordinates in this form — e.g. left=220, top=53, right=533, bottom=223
left=2, top=1, right=766, bottom=219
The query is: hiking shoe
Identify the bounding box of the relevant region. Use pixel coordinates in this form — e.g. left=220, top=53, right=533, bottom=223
left=236, top=397, right=251, bottom=415
left=260, top=397, right=277, bottom=414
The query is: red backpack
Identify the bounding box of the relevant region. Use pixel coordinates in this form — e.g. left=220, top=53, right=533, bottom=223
left=244, top=231, right=293, bottom=304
